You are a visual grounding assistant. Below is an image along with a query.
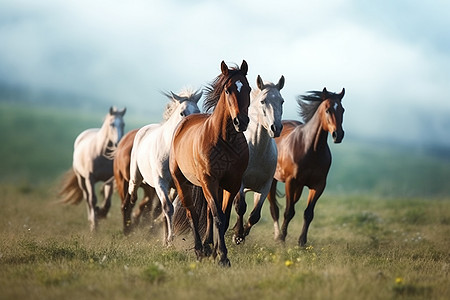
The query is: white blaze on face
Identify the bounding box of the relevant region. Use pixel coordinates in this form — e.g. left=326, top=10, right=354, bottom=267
left=236, top=80, right=243, bottom=93
left=333, top=102, right=339, bottom=111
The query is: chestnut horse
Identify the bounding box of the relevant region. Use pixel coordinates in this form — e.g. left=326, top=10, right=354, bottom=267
left=232, top=75, right=285, bottom=244
left=113, top=129, right=160, bottom=234
left=170, top=60, right=251, bottom=266
left=126, top=89, right=201, bottom=244
left=267, top=87, right=345, bottom=246
left=59, top=106, right=126, bottom=231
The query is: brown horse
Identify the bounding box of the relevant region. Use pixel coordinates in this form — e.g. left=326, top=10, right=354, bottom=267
left=170, top=60, right=251, bottom=266
left=113, top=129, right=160, bottom=234
left=267, top=87, right=345, bottom=246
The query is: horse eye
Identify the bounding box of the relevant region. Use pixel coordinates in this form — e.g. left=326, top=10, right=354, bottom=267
left=260, top=100, right=265, bottom=105
left=180, top=112, right=185, bottom=117
left=225, top=89, right=230, bottom=95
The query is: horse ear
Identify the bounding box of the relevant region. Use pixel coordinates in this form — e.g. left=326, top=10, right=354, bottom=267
left=322, top=87, right=328, bottom=100
left=109, top=106, right=115, bottom=114
left=171, top=91, right=183, bottom=102
left=339, top=88, right=345, bottom=100
left=256, top=75, right=264, bottom=90
left=277, top=75, right=285, bottom=90
left=221, top=61, right=229, bottom=76
left=120, top=107, right=126, bottom=116
left=241, top=60, right=248, bottom=75
left=193, top=90, right=203, bottom=103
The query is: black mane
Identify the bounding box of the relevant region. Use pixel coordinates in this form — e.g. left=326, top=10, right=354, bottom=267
left=203, top=65, right=243, bottom=113
left=297, top=90, right=340, bottom=123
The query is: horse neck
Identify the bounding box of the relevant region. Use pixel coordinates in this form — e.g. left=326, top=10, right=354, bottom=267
left=208, top=95, right=234, bottom=143
left=246, top=104, right=272, bottom=149
left=302, top=110, right=329, bottom=152
left=97, top=117, right=115, bottom=157
left=162, top=110, right=184, bottom=141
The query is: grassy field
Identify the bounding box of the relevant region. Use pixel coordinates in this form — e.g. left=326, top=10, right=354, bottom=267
left=1, top=102, right=450, bottom=299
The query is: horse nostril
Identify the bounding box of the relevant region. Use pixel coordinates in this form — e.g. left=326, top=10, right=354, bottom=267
left=332, top=131, right=337, bottom=139
left=271, top=124, right=276, bottom=133
left=233, top=117, right=240, bottom=126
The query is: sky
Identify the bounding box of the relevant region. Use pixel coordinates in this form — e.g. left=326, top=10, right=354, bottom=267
left=1, top=0, right=450, bottom=147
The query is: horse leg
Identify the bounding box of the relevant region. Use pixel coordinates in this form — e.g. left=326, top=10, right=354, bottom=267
left=123, top=172, right=142, bottom=235
left=133, top=185, right=157, bottom=227
left=202, top=206, right=213, bottom=257
left=202, top=183, right=231, bottom=267
left=85, top=175, right=98, bottom=232
left=298, top=184, right=325, bottom=247
left=232, top=187, right=246, bottom=245
left=267, top=179, right=281, bottom=240
left=98, top=177, right=114, bottom=219
left=243, top=188, right=268, bottom=238
left=171, top=167, right=204, bottom=260
left=155, top=180, right=174, bottom=246
left=280, top=180, right=303, bottom=242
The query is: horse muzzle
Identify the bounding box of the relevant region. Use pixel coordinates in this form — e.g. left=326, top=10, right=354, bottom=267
left=332, top=130, right=344, bottom=143
left=233, top=115, right=250, bottom=132
left=270, top=123, right=283, bottom=138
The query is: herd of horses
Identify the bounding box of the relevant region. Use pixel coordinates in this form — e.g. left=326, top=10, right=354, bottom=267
left=59, top=60, right=345, bottom=267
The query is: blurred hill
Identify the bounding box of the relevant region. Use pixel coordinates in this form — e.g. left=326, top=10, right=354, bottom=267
left=1, top=98, right=449, bottom=198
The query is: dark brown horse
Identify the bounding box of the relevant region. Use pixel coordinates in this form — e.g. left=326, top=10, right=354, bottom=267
left=113, top=129, right=160, bottom=234
left=170, top=60, right=251, bottom=266
left=267, top=87, right=345, bottom=246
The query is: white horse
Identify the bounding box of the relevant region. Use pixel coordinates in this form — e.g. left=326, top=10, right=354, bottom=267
left=60, top=106, right=126, bottom=232
left=127, top=88, right=201, bottom=244
left=231, top=75, right=285, bottom=244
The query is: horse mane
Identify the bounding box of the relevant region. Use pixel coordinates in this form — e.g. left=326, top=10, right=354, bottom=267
left=161, top=87, right=201, bottom=121
left=203, top=64, right=244, bottom=113
left=297, top=90, right=340, bottom=123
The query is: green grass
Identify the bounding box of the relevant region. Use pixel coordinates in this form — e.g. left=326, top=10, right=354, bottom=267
left=0, top=184, right=449, bottom=300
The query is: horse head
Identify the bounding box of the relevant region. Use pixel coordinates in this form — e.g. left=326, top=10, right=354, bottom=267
left=254, top=75, right=285, bottom=138
left=108, top=106, right=126, bottom=145
left=320, top=87, right=345, bottom=143
left=221, top=60, right=251, bottom=132
left=164, top=88, right=201, bottom=121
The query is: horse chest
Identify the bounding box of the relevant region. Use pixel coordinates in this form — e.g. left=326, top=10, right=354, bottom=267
left=208, top=135, right=248, bottom=177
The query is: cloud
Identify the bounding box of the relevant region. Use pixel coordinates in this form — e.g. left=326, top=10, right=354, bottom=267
left=1, top=0, right=449, bottom=146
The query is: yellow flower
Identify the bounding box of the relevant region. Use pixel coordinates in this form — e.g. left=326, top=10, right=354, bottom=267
left=189, top=262, right=197, bottom=270
left=395, top=277, right=404, bottom=285
left=285, top=260, right=294, bottom=267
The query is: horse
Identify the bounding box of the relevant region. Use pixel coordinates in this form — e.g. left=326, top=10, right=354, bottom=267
left=170, top=60, right=251, bottom=266
left=59, top=106, right=126, bottom=232
left=113, top=129, right=161, bottom=234
left=231, top=74, right=285, bottom=244
left=126, top=88, right=202, bottom=244
left=267, top=87, right=345, bottom=246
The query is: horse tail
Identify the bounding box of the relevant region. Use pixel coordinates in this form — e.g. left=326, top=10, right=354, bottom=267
left=173, top=185, right=208, bottom=237
left=58, top=169, right=84, bottom=205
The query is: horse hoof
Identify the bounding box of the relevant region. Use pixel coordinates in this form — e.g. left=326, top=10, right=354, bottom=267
left=202, top=244, right=213, bottom=257
left=218, top=258, right=231, bottom=267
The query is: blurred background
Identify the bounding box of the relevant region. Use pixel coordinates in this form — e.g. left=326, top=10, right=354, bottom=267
left=1, top=0, right=449, bottom=197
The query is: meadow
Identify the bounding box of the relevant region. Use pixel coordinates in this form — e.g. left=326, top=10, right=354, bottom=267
left=0, top=102, right=449, bottom=299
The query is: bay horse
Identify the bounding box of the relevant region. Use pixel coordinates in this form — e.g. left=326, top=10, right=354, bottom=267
left=59, top=106, right=126, bottom=231
left=232, top=75, right=285, bottom=244
left=126, top=89, right=201, bottom=244
left=170, top=60, right=251, bottom=266
left=267, top=87, right=345, bottom=246
left=113, top=129, right=160, bottom=235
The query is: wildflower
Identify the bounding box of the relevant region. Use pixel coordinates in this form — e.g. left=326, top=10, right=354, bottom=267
left=189, top=262, right=197, bottom=270
left=285, top=260, right=294, bottom=267
left=305, top=245, right=314, bottom=251
left=395, top=277, right=404, bottom=285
